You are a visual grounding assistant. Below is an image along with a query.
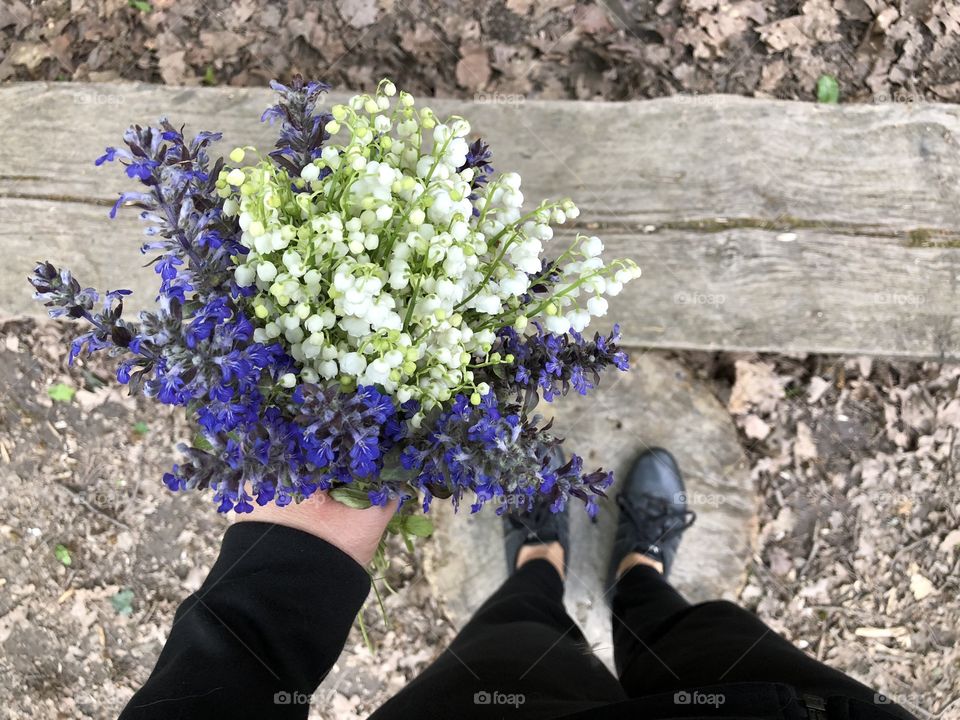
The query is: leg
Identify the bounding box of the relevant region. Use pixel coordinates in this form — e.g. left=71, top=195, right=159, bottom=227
left=614, top=566, right=882, bottom=699
left=370, top=559, right=625, bottom=720
left=610, top=449, right=916, bottom=719
left=611, top=564, right=692, bottom=678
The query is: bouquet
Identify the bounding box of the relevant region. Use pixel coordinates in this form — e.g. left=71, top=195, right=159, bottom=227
left=30, top=77, right=639, bottom=546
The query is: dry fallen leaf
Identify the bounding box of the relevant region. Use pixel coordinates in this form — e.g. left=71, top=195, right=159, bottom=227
left=767, top=546, right=794, bottom=576
left=157, top=50, right=187, bottom=85
left=807, top=376, right=831, bottom=404
left=758, top=0, right=841, bottom=51
left=742, top=414, right=772, bottom=440
left=338, top=0, right=379, bottom=29
left=9, top=41, right=53, bottom=71
left=909, top=572, right=935, bottom=600
left=455, top=43, right=492, bottom=92
left=937, top=398, right=960, bottom=428
left=728, top=360, right=785, bottom=415
left=938, top=529, right=960, bottom=555
left=794, top=421, right=818, bottom=461
left=575, top=3, right=614, bottom=35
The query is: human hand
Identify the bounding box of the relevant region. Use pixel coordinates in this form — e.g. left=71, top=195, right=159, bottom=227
left=234, top=494, right=397, bottom=567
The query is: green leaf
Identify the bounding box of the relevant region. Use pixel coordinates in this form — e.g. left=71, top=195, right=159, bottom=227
left=192, top=433, right=213, bottom=451
left=111, top=588, right=135, bottom=616
left=385, top=515, right=403, bottom=535
left=816, top=74, right=840, bottom=104
left=48, top=383, right=76, bottom=403
left=402, top=515, right=434, bottom=538
left=329, top=487, right=373, bottom=509
left=128, top=0, right=153, bottom=12
left=202, top=66, right=217, bottom=86
left=54, top=544, right=72, bottom=566
left=133, top=421, right=150, bottom=436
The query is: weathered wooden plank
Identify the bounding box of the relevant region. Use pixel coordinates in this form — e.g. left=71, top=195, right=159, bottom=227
left=601, top=228, right=960, bottom=359
left=3, top=83, right=960, bottom=230
left=1, top=197, right=148, bottom=312
left=5, top=197, right=957, bottom=358
left=2, top=82, right=959, bottom=357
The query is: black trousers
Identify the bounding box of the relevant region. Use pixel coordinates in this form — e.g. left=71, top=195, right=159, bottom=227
left=370, top=560, right=914, bottom=719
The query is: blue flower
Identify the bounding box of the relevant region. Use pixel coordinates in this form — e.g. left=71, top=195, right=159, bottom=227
left=403, top=393, right=611, bottom=516
left=162, top=471, right=186, bottom=491
left=126, top=157, right=160, bottom=181
left=368, top=487, right=391, bottom=507
left=233, top=488, right=255, bottom=514
left=350, top=434, right=381, bottom=477
left=490, top=324, right=628, bottom=404
left=154, top=255, right=183, bottom=281
left=117, top=361, right=132, bottom=384
left=260, top=75, right=333, bottom=175
left=157, top=373, right=185, bottom=404
left=95, top=147, right=119, bottom=166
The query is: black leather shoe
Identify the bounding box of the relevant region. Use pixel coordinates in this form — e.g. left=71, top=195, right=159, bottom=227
left=502, top=449, right=570, bottom=575
left=609, top=448, right=696, bottom=584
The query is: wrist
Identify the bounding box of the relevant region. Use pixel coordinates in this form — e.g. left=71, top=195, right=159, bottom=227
left=234, top=494, right=396, bottom=567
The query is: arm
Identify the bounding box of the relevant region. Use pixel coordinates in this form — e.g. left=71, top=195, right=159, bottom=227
left=119, top=497, right=395, bottom=720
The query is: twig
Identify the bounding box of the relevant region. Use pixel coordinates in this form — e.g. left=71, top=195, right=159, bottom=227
left=54, top=480, right=132, bottom=530
left=889, top=536, right=933, bottom=571
left=799, top=517, right=822, bottom=578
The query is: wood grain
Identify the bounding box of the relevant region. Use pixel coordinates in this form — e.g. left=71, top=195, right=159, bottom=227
left=2, top=82, right=959, bottom=358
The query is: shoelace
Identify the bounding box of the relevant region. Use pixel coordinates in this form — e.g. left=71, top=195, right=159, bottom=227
left=507, top=502, right=559, bottom=543
left=616, top=493, right=696, bottom=544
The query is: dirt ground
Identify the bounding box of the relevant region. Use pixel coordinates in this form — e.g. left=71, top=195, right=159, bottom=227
left=2, top=0, right=960, bottom=103
left=685, top=352, right=960, bottom=719
left=2, top=320, right=957, bottom=719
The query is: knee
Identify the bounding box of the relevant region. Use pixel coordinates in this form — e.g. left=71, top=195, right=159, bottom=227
left=683, top=600, right=776, bottom=637
left=696, top=599, right=742, bottom=612
left=690, top=599, right=753, bottom=619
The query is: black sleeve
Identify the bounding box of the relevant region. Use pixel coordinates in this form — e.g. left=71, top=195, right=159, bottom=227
left=119, top=521, right=371, bottom=720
